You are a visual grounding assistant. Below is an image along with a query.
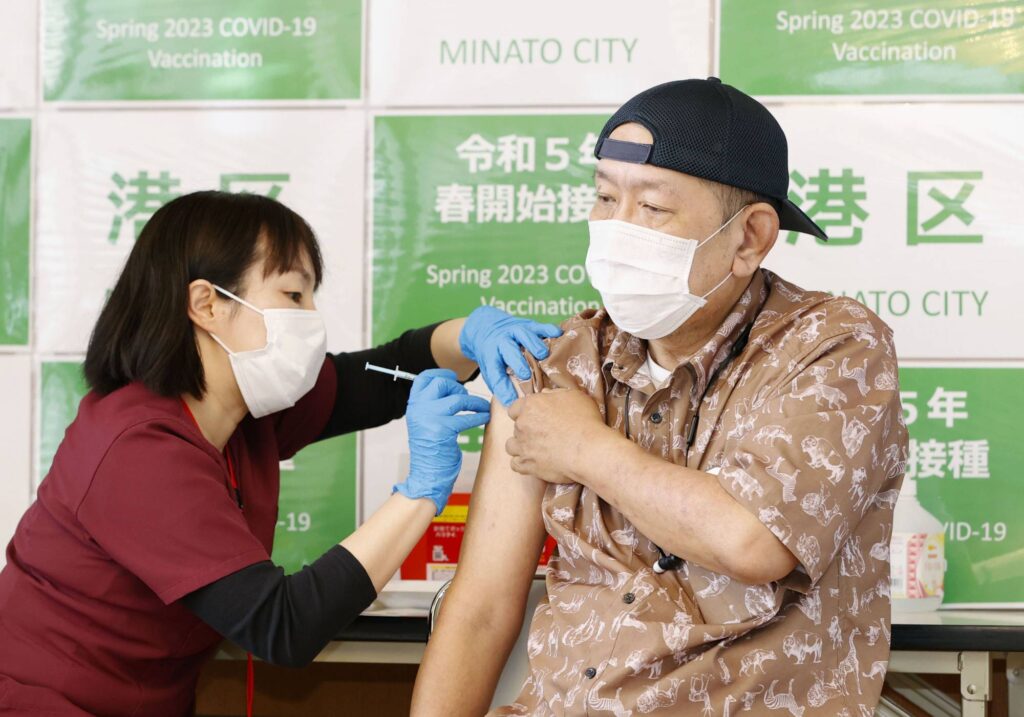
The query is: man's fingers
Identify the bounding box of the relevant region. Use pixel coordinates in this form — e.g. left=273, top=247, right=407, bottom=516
left=507, top=396, right=525, bottom=420
left=505, top=437, right=521, bottom=456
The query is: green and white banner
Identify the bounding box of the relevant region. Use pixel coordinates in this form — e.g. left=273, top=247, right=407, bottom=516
left=373, top=113, right=603, bottom=343
left=1, top=0, right=1021, bottom=605
left=0, top=1, right=38, bottom=109
left=719, top=0, right=1024, bottom=97
left=44, top=0, right=362, bottom=102
left=38, top=361, right=356, bottom=573
left=900, top=365, right=1023, bottom=607
left=0, top=118, right=31, bottom=346
left=369, top=0, right=708, bottom=106
left=764, top=104, right=1021, bottom=358
left=36, top=110, right=366, bottom=354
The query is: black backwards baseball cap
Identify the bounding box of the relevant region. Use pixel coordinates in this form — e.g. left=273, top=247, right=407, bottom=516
left=595, top=77, right=828, bottom=241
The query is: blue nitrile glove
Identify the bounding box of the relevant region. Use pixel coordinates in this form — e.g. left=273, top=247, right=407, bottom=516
left=459, top=306, right=563, bottom=407
left=394, top=369, right=491, bottom=516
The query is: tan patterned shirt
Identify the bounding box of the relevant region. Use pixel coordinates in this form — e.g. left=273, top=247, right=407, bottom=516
left=496, top=268, right=908, bottom=717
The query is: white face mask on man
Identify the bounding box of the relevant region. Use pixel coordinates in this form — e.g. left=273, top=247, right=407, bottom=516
left=208, top=285, right=327, bottom=418
left=585, top=207, right=746, bottom=340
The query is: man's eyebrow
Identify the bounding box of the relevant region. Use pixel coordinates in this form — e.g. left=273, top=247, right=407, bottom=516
left=594, top=167, right=678, bottom=197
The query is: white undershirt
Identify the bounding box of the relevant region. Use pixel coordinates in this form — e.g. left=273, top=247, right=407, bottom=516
left=641, top=354, right=673, bottom=390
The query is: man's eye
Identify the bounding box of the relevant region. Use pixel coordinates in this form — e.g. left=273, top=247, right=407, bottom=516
left=287, top=292, right=302, bottom=303
left=643, top=204, right=666, bottom=214
left=597, top=194, right=615, bottom=204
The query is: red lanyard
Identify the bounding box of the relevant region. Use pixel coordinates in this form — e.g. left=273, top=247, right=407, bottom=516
left=179, top=398, right=254, bottom=717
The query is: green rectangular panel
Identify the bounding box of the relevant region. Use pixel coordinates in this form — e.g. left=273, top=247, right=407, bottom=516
left=273, top=435, right=357, bottom=574
left=900, top=366, right=1024, bottom=605
left=0, top=119, right=31, bottom=345
left=38, top=361, right=355, bottom=574
left=373, top=114, right=604, bottom=344
left=719, top=1, right=1024, bottom=96
left=44, top=0, right=362, bottom=101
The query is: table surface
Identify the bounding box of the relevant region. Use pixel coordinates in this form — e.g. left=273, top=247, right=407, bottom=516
left=888, top=608, right=1024, bottom=651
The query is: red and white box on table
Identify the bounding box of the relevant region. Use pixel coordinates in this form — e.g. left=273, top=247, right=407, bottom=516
left=401, top=493, right=556, bottom=580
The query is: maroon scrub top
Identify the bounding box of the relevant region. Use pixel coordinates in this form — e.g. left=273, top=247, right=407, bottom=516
left=0, top=358, right=337, bottom=716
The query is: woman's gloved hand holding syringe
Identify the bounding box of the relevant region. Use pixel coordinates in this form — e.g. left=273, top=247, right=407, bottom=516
left=388, top=307, right=561, bottom=515
left=393, top=369, right=490, bottom=515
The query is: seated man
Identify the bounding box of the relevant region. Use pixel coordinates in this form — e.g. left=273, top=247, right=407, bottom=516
left=413, top=78, right=908, bottom=717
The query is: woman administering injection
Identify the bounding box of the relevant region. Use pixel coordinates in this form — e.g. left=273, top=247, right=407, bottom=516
left=0, top=192, right=560, bottom=716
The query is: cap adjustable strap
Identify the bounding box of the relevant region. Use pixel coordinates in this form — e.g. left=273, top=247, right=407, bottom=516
left=596, top=137, right=652, bottom=164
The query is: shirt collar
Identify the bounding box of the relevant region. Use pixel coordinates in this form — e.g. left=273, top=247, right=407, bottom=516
left=602, top=269, right=768, bottom=398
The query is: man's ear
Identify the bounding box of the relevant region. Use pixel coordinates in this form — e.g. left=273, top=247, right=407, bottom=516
left=732, top=202, right=779, bottom=278
left=187, top=280, right=220, bottom=333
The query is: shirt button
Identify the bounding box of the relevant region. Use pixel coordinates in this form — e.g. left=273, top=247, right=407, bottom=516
left=584, top=667, right=597, bottom=679
left=651, top=412, right=663, bottom=424
left=623, top=592, right=636, bottom=604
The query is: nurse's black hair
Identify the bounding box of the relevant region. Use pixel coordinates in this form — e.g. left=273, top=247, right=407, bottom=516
left=84, top=190, right=324, bottom=397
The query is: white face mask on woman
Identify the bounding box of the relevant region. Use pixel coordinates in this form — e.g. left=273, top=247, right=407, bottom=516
left=208, top=285, right=327, bottom=418
left=585, top=207, right=745, bottom=340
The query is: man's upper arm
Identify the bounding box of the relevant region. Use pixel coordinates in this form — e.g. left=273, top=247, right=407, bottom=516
left=414, top=404, right=546, bottom=717
left=451, top=398, right=548, bottom=611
